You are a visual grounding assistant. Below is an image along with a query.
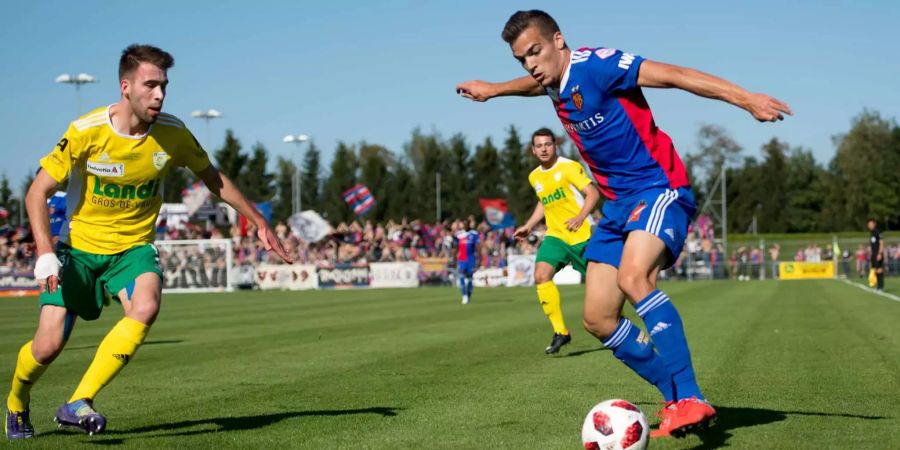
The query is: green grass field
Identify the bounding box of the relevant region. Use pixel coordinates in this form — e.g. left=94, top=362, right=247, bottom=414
left=1, top=280, right=898, bottom=449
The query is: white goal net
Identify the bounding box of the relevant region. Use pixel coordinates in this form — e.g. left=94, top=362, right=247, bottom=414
left=155, top=239, right=234, bottom=293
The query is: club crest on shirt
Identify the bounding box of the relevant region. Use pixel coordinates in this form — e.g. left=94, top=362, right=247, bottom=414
left=534, top=181, right=544, bottom=193
left=572, top=85, right=583, bottom=110
left=627, top=200, right=647, bottom=223
left=152, top=152, right=170, bottom=171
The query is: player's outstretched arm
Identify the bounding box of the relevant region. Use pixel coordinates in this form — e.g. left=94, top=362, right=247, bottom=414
left=565, top=184, right=600, bottom=232
left=195, top=164, right=293, bottom=264
left=514, top=202, right=545, bottom=240
left=637, top=60, right=792, bottom=122
left=456, top=76, right=544, bottom=102
left=26, top=169, right=62, bottom=293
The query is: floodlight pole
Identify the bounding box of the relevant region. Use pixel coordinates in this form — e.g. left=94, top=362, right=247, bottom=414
left=436, top=172, right=441, bottom=223
left=55, top=73, right=98, bottom=116
left=283, top=134, right=309, bottom=216
left=191, top=109, right=222, bottom=149
left=720, top=165, right=728, bottom=256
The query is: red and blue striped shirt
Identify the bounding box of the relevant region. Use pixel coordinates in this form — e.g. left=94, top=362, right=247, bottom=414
left=546, top=47, right=689, bottom=200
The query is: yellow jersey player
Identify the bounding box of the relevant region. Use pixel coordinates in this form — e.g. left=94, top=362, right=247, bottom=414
left=5, top=44, right=291, bottom=440
left=514, top=128, right=599, bottom=354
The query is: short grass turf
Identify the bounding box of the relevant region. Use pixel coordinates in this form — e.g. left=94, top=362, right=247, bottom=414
left=0, top=280, right=898, bottom=449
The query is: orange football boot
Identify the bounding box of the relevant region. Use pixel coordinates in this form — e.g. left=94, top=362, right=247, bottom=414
left=650, top=401, right=676, bottom=438
left=651, top=397, right=716, bottom=438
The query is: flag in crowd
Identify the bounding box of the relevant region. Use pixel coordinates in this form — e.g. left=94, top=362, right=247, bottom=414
left=181, top=182, right=210, bottom=216
left=342, top=184, right=376, bottom=217
left=255, top=202, right=273, bottom=223
left=288, top=210, right=333, bottom=243
left=479, top=198, right=515, bottom=230
left=237, top=202, right=275, bottom=237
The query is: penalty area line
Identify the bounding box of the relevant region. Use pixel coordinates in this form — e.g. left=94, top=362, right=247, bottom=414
left=837, top=278, right=900, bottom=303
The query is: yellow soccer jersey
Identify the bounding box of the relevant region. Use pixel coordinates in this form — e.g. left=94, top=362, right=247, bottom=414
left=528, top=157, right=594, bottom=245
left=40, top=105, right=211, bottom=254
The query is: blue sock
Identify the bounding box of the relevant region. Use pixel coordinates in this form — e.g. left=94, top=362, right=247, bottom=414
left=602, top=318, right=675, bottom=402
left=635, top=289, right=704, bottom=401
left=466, top=277, right=474, bottom=297
left=458, top=275, right=467, bottom=297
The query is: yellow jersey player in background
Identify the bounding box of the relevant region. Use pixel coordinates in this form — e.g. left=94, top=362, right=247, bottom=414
left=5, top=44, right=291, bottom=440
left=514, top=128, right=600, bottom=354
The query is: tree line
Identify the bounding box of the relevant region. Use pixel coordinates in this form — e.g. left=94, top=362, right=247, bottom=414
left=0, top=109, right=897, bottom=232
left=689, top=110, right=900, bottom=233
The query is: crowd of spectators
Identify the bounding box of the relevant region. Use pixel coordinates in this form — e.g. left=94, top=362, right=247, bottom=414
left=3, top=212, right=900, bottom=283
left=0, top=226, right=35, bottom=274
left=664, top=216, right=728, bottom=280
left=669, top=222, right=900, bottom=280
left=1, top=215, right=545, bottom=283
left=231, top=217, right=542, bottom=268
left=853, top=243, right=900, bottom=278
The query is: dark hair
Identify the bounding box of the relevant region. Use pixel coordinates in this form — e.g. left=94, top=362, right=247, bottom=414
left=502, top=10, right=561, bottom=44
left=531, top=127, right=556, bottom=145
left=119, top=44, right=174, bottom=80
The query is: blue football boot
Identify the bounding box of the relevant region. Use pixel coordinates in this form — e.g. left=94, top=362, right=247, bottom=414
left=6, top=409, right=34, bottom=439
left=54, top=399, right=106, bottom=435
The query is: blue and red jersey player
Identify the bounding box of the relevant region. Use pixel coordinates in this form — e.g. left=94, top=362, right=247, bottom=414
left=544, top=46, right=695, bottom=269
left=458, top=10, right=790, bottom=439
left=454, top=220, right=479, bottom=304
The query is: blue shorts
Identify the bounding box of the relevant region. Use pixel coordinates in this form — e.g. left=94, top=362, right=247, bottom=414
left=584, top=187, right=696, bottom=269
left=457, top=261, right=475, bottom=277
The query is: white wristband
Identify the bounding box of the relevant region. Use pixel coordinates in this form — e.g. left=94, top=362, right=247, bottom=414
left=34, top=253, right=62, bottom=280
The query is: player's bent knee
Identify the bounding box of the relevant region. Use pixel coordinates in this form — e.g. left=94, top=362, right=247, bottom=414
left=616, top=269, right=653, bottom=300
left=126, top=294, right=161, bottom=325
left=129, top=303, right=160, bottom=325
left=534, top=273, right=553, bottom=285
left=582, top=315, right=618, bottom=340
left=533, top=263, right=555, bottom=285
left=123, top=278, right=162, bottom=325
left=31, top=337, right=65, bottom=364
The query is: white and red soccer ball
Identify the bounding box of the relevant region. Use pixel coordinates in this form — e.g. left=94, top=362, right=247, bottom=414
left=582, top=399, right=649, bottom=450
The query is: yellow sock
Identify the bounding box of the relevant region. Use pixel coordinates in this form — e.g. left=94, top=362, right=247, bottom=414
left=70, top=317, right=149, bottom=402
left=7, top=341, right=48, bottom=412
left=536, top=281, right=568, bottom=335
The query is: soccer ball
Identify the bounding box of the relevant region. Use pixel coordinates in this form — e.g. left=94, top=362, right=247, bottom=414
left=581, top=399, right=649, bottom=450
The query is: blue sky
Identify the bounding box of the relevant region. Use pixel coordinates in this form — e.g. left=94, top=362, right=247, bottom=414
left=2, top=0, right=898, bottom=190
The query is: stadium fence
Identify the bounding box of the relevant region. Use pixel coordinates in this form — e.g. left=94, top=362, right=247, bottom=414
left=1, top=236, right=898, bottom=296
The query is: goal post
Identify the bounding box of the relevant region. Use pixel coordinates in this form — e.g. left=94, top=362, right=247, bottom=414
left=155, top=239, right=234, bottom=293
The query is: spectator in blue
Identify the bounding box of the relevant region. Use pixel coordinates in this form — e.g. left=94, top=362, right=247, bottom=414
left=47, top=191, right=67, bottom=241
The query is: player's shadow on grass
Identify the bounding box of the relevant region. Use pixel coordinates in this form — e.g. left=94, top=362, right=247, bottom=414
left=692, top=406, right=886, bottom=449
left=65, top=340, right=184, bottom=351
left=635, top=404, right=885, bottom=449
left=69, top=406, right=401, bottom=444
left=562, top=347, right=608, bottom=358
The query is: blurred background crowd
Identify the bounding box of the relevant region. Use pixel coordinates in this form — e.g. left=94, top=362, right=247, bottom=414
left=2, top=216, right=898, bottom=281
